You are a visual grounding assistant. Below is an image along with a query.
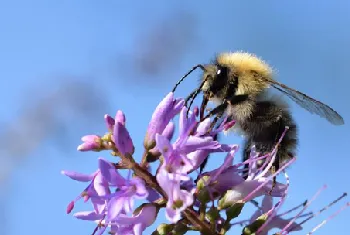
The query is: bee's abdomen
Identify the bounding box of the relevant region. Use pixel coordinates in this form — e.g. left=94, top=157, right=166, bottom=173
left=240, top=100, right=298, bottom=166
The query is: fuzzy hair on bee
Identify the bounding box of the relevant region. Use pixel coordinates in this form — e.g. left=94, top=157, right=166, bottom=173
left=202, top=52, right=298, bottom=173
left=173, top=51, right=344, bottom=177
left=203, top=52, right=273, bottom=97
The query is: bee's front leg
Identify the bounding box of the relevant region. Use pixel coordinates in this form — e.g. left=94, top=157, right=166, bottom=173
left=200, top=99, right=228, bottom=122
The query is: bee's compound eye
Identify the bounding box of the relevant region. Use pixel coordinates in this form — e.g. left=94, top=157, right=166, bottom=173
left=217, top=69, right=221, bottom=75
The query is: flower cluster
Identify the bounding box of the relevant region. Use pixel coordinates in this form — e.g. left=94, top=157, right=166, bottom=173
left=63, top=92, right=348, bottom=235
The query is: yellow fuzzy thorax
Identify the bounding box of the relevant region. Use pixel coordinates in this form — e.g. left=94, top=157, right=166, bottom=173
left=216, top=52, right=274, bottom=96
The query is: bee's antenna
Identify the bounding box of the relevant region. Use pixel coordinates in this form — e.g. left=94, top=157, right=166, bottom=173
left=172, top=64, right=205, bottom=92
left=186, top=79, right=207, bottom=116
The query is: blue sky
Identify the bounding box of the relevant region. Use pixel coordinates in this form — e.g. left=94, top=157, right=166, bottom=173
left=1, top=1, right=349, bottom=234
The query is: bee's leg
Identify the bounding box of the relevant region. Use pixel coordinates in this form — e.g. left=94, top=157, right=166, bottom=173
left=200, top=94, right=248, bottom=121
left=200, top=99, right=228, bottom=122
left=200, top=95, right=209, bottom=120
left=199, top=100, right=228, bottom=135
left=242, top=139, right=252, bottom=179
left=227, top=94, right=249, bottom=105
left=185, top=89, right=198, bottom=106
left=208, top=110, right=226, bottom=133
left=185, top=88, right=203, bottom=117
left=269, top=117, right=287, bottom=195
left=268, top=154, right=280, bottom=195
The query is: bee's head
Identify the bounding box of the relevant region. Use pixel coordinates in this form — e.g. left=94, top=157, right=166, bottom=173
left=214, top=52, right=273, bottom=96
left=201, top=63, right=238, bottom=99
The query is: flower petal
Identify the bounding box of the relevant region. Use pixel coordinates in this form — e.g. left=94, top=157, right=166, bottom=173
left=162, top=122, right=175, bottom=141
left=155, top=134, right=173, bottom=160
left=130, top=177, right=149, bottom=199
left=93, top=172, right=110, bottom=196
left=146, top=187, right=160, bottom=202
left=91, top=197, right=106, bottom=214
left=104, top=114, right=115, bottom=131
left=113, top=122, right=134, bottom=156
left=263, top=180, right=288, bottom=197
left=261, top=195, right=273, bottom=213
left=196, top=118, right=211, bottom=135
left=115, top=110, right=126, bottom=125
left=181, top=136, right=220, bottom=153
left=77, top=135, right=101, bottom=151
left=224, top=180, right=264, bottom=202
left=98, top=158, right=126, bottom=186
left=107, top=197, right=125, bottom=221
left=61, top=170, right=95, bottom=182
left=74, top=211, right=104, bottom=220
left=133, top=224, right=144, bottom=235
left=144, top=92, right=177, bottom=148
left=136, top=205, right=158, bottom=227
left=165, top=206, right=181, bottom=223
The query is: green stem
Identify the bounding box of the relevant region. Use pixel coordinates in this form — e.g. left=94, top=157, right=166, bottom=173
left=219, top=219, right=231, bottom=235
left=183, top=208, right=217, bottom=235
left=200, top=204, right=206, bottom=221
left=140, top=150, right=149, bottom=169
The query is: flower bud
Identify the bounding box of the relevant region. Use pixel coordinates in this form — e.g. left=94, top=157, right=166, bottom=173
left=113, top=122, right=134, bottom=156
left=104, top=114, right=115, bottom=132
left=206, top=207, right=220, bottom=222
left=218, top=190, right=243, bottom=210
left=66, top=201, right=74, bottom=214
left=226, top=202, right=245, bottom=220
left=115, top=110, right=126, bottom=125
left=242, top=214, right=268, bottom=235
left=77, top=135, right=102, bottom=151
left=144, top=92, right=184, bottom=149
left=155, top=223, right=175, bottom=235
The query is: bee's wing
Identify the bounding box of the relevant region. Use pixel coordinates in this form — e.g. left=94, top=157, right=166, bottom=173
left=264, top=78, right=344, bottom=125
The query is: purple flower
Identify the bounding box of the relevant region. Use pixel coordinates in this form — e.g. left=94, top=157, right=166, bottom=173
left=196, top=146, right=243, bottom=203
left=148, top=121, right=175, bottom=156
left=62, top=168, right=110, bottom=215
left=74, top=210, right=104, bottom=221
left=77, top=135, right=102, bottom=152
left=104, top=111, right=126, bottom=132
left=62, top=158, right=128, bottom=215
left=115, top=110, right=126, bottom=126
left=155, top=107, right=227, bottom=174
left=66, top=91, right=344, bottom=235
left=250, top=196, right=303, bottom=235
left=218, top=171, right=288, bottom=210
left=144, top=92, right=184, bottom=149
left=221, top=177, right=288, bottom=204
left=113, top=121, right=134, bottom=156
left=70, top=162, right=149, bottom=235
left=104, top=177, right=149, bottom=222
left=156, top=167, right=194, bottom=222
left=156, top=133, right=221, bottom=174
left=74, top=204, right=158, bottom=235
left=98, top=157, right=126, bottom=187
left=104, top=114, right=115, bottom=132
left=112, top=204, right=158, bottom=235
left=81, top=204, right=157, bottom=235
left=160, top=121, right=175, bottom=141
left=218, top=149, right=291, bottom=209
left=180, top=115, right=234, bottom=172
left=199, top=152, right=244, bottom=195
left=112, top=110, right=134, bottom=156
